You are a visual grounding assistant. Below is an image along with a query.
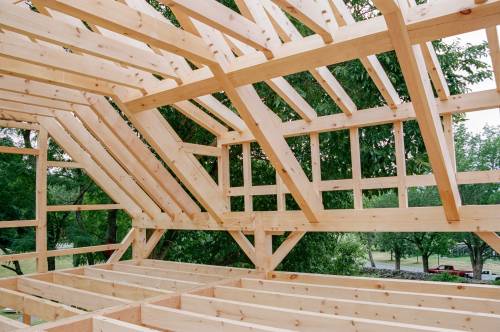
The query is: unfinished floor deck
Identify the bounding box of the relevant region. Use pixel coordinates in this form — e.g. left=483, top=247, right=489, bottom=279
left=0, top=260, right=499, bottom=331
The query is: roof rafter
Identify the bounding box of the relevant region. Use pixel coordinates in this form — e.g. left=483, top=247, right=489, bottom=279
left=35, top=0, right=217, bottom=66
left=373, top=0, right=461, bottom=221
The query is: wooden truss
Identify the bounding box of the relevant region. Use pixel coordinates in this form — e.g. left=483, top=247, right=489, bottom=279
left=0, top=259, right=498, bottom=331
left=0, top=1, right=500, bottom=329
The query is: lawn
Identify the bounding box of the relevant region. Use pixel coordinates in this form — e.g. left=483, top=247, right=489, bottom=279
left=0, top=255, right=74, bottom=278
left=371, top=251, right=500, bottom=274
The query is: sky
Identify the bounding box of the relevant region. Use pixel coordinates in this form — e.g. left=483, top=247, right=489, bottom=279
left=444, top=29, right=500, bottom=134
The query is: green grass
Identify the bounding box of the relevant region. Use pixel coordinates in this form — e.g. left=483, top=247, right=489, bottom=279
left=371, top=251, right=500, bottom=274
left=0, top=256, right=74, bottom=278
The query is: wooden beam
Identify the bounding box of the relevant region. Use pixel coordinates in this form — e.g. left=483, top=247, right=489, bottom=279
left=0, top=2, right=179, bottom=79
left=0, top=314, right=28, bottom=331
left=0, top=75, right=89, bottom=105
left=37, top=0, right=216, bottom=65
left=46, top=161, right=82, bottom=168
left=0, top=287, right=82, bottom=322
left=0, top=119, right=39, bottom=131
left=487, top=26, right=500, bottom=91
left=46, top=244, right=121, bottom=258
left=35, top=127, right=48, bottom=273
left=141, top=304, right=290, bottom=332
left=0, top=145, right=38, bottom=155
left=0, top=220, right=37, bottom=228
left=125, top=0, right=500, bottom=108
left=225, top=85, right=323, bottom=222
left=374, top=0, right=461, bottom=221
left=213, top=285, right=500, bottom=331
left=83, top=267, right=200, bottom=292
left=92, top=316, right=162, bottom=332
left=475, top=232, right=500, bottom=254
left=0, top=32, right=147, bottom=90
left=221, top=89, right=500, bottom=144
left=107, top=229, right=136, bottom=263
left=109, top=264, right=223, bottom=284
left=46, top=204, right=122, bottom=212
left=0, top=56, right=118, bottom=96
left=270, top=231, right=306, bottom=270
left=84, top=94, right=201, bottom=217
left=162, top=0, right=279, bottom=58
left=272, top=0, right=335, bottom=43
left=228, top=231, right=257, bottom=265
left=16, top=278, right=130, bottom=311
left=172, top=100, right=228, bottom=136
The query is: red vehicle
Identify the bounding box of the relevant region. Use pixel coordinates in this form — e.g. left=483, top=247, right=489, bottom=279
left=428, top=265, right=471, bottom=277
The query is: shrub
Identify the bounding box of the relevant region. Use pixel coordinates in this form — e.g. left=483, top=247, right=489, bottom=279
left=430, top=273, right=465, bottom=283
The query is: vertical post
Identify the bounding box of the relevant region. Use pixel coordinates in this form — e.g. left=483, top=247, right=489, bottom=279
left=276, top=172, right=286, bottom=211
left=442, top=115, right=456, bottom=172
left=350, top=128, right=362, bottom=209
left=219, top=143, right=231, bottom=207
left=132, top=227, right=146, bottom=260
left=36, top=128, right=48, bottom=273
left=242, top=142, right=253, bottom=212
left=310, top=133, right=322, bottom=203
left=254, top=219, right=272, bottom=273
left=394, top=121, right=408, bottom=208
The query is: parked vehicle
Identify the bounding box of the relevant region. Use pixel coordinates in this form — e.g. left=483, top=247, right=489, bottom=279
left=428, top=265, right=471, bottom=277
left=464, top=270, right=500, bottom=281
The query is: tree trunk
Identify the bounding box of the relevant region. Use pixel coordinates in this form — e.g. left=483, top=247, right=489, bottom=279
left=470, top=248, right=484, bottom=280
left=395, top=251, right=401, bottom=271
left=367, top=234, right=376, bottom=268
left=422, top=254, right=430, bottom=272
left=104, top=209, right=118, bottom=259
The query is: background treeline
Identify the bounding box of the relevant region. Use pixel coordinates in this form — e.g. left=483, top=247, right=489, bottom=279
left=0, top=0, right=498, bottom=279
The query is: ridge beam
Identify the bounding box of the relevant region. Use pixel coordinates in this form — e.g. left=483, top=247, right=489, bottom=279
left=374, top=0, right=461, bottom=221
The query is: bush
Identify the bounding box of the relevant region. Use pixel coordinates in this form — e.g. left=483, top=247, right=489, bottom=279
left=430, top=273, right=465, bottom=283
left=492, top=279, right=500, bottom=286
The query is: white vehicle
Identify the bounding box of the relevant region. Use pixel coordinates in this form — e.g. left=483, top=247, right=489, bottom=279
left=464, top=270, right=500, bottom=281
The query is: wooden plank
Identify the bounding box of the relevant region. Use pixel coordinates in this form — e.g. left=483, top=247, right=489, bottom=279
left=38, top=0, right=216, bottom=65
left=221, top=89, right=500, bottom=144
left=0, top=56, right=119, bottom=96
left=142, top=229, right=166, bottom=259
left=46, top=161, right=82, bottom=168
left=268, top=271, right=500, bottom=299
left=0, top=146, right=38, bottom=155
left=0, top=287, right=83, bottom=322
left=180, top=142, right=221, bottom=157
left=195, top=95, right=248, bottom=132
left=85, top=94, right=200, bottom=217
left=270, top=231, right=306, bottom=270
left=46, top=244, right=121, bottom=258
left=162, top=0, right=279, bottom=57
left=374, top=0, right=461, bottom=221
left=0, top=315, right=27, bottom=331
left=136, top=259, right=259, bottom=277
left=241, top=278, right=500, bottom=313
left=228, top=231, right=257, bottom=265
left=475, top=232, right=500, bottom=254
left=83, top=267, right=201, bottom=291
left=0, top=220, right=37, bottom=229
left=0, top=2, right=179, bottom=79
left=350, top=128, right=362, bottom=209
left=0, top=252, right=38, bottom=263
left=311, top=67, right=357, bottom=116
left=0, top=119, right=39, bottom=131
left=109, top=264, right=223, bottom=283
left=17, top=278, right=130, bottom=311
left=225, top=85, right=323, bottom=222
left=107, top=229, right=136, bottom=263
left=125, top=0, right=500, bottom=108
left=36, top=127, right=48, bottom=273
left=52, top=272, right=167, bottom=300
left=141, top=304, right=293, bottom=332
left=394, top=121, right=408, bottom=208
left=0, top=75, right=89, bottom=105
left=487, top=26, right=500, bottom=90
left=92, top=316, right=161, bottom=332
left=213, top=285, right=500, bottom=331
left=0, top=32, right=147, bottom=90
left=171, top=100, right=228, bottom=136
left=46, top=204, right=122, bottom=212
left=37, top=117, right=146, bottom=220
left=180, top=293, right=453, bottom=332
left=272, top=0, right=335, bottom=43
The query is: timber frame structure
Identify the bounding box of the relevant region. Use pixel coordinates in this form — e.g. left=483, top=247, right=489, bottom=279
left=0, top=0, right=500, bottom=330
